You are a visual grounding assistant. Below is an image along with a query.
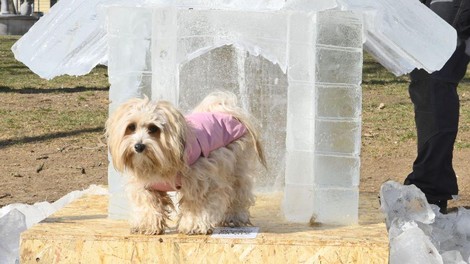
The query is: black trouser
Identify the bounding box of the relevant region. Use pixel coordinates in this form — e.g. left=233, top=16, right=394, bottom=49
left=405, top=0, right=470, bottom=201
left=405, top=42, right=469, bottom=200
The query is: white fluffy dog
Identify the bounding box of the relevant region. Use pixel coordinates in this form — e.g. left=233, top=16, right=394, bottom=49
left=106, top=92, right=266, bottom=235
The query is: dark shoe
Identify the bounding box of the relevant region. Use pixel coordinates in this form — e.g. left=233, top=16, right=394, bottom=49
left=428, top=199, right=448, bottom=214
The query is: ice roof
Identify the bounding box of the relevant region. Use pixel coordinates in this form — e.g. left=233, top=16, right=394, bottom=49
left=11, top=0, right=456, bottom=79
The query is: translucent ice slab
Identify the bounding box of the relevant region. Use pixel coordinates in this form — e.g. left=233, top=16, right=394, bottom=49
left=12, top=0, right=110, bottom=79
left=389, top=221, right=443, bottom=264
left=380, top=181, right=435, bottom=228
left=337, top=0, right=457, bottom=75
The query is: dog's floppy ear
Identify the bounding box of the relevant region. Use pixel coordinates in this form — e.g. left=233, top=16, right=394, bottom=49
left=106, top=99, right=141, bottom=139
left=154, top=100, right=187, bottom=164
left=154, top=109, right=168, bottom=130
left=105, top=97, right=147, bottom=171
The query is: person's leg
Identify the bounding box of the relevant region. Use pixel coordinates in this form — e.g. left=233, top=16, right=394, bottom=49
left=405, top=43, right=470, bottom=213
left=405, top=74, right=459, bottom=201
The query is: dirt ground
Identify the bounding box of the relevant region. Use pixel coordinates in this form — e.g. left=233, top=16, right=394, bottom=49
left=0, top=90, right=109, bottom=207
left=2, top=89, right=470, bottom=211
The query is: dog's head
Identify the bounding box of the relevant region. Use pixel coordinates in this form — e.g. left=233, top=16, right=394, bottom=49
left=105, top=97, right=187, bottom=181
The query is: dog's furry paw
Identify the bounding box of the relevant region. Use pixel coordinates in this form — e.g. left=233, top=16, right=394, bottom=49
left=220, top=212, right=252, bottom=227
left=178, top=226, right=214, bottom=235
left=187, top=228, right=213, bottom=235
left=130, top=216, right=167, bottom=235
left=220, top=220, right=253, bottom=228
left=178, top=215, right=214, bottom=235
left=130, top=226, right=165, bottom=235
left=178, top=222, right=214, bottom=235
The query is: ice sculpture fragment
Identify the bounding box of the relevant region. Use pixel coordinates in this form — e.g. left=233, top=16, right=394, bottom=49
left=337, top=0, right=457, bottom=75
left=11, top=0, right=110, bottom=80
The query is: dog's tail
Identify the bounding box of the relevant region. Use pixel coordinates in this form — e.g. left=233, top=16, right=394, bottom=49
left=193, top=91, right=267, bottom=168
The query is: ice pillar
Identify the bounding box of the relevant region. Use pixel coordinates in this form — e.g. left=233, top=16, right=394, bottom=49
left=151, top=7, right=179, bottom=103
left=283, top=10, right=363, bottom=225
left=107, top=6, right=153, bottom=219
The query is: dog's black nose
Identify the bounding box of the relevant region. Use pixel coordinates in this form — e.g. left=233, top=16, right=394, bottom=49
left=134, top=143, right=146, bottom=153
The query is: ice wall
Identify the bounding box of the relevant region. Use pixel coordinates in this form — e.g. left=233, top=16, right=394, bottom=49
left=106, top=6, right=153, bottom=219
left=167, top=9, right=291, bottom=191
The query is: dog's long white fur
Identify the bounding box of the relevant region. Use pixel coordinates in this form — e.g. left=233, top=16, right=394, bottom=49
left=106, top=91, right=265, bottom=235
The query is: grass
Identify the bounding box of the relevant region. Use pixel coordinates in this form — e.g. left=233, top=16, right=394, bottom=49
left=0, top=35, right=109, bottom=146
left=1, top=34, right=470, bottom=153
left=361, top=52, right=470, bottom=157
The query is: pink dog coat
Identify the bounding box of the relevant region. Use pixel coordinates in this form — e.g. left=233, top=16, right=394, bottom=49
left=149, top=112, right=247, bottom=192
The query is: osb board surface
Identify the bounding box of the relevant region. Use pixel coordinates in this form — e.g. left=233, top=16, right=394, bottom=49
left=21, top=192, right=389, bottom=263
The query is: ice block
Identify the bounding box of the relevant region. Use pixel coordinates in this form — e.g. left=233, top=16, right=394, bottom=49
left=283, top=10, right=362, bottom=224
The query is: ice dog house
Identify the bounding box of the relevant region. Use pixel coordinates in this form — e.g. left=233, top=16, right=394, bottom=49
left=106, top=6, right=363, bottom=225
left=11, top=0, right=457, bottom=226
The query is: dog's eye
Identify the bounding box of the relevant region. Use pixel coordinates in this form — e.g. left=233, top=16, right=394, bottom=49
left=148, top=124, right=159, bottom=134
left=127, top=123, right=136, bottom=132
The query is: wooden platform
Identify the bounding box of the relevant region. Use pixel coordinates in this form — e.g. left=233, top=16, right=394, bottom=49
left=20, top=191, right=389, bottom=263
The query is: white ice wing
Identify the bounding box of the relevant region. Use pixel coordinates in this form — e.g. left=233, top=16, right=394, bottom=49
left=337, top=0, right=457, bottom=75
left=11, top=0, right=105, bottom=79
left=11, top=0, right=146, bottom=80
